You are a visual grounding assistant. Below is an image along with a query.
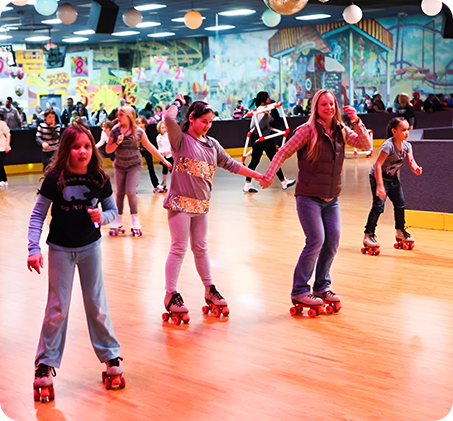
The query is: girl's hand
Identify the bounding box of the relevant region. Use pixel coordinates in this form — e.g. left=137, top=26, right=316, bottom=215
left=42, top=142, right=51, bottom=150
left=376, top=186, right=386, bottom=201
left=87, top=207, right=102, bottom=224
left=253, top=172, right=263, bottom=182
left=164, top=160, right=173, bottom=170
left=343, top=105, right=358, bottom=123
left=415, top=166, right=423, bottom=175
left=116, top=134, right=124, bottom=145
left=27, top=254, right=43, bottom=274
left=259, top=178, right=272, bottom=189
left=176, top=93, right=185, bottom=105
left=5, top=145, right=11, bottom=153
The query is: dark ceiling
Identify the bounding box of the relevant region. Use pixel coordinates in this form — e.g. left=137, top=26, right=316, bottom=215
left=0, top=0, right=431, bottom=45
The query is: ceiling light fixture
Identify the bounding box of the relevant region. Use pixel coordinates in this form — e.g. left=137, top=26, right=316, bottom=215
left=136, top=21, right=161, bottom=28
left=205, top=25, right=235, bottom=31
left=171, top=16, right=205, bottom=22
left=112, top=30, right=140, bottom=36
left=147, top=31, right=175, bottom=37
left=41, top=18, right=62, bottom=24
left=218, top=9, right=255, bottom=16
left=62, top=37, right=88, bottom=42
left=25, top=35, right=50, bottom=41
left=296, top=13, right=331, bottom=20
left=74, top=29, right=95, bottom=35
left=134, top=4, right=166, bottom=11
left=0, top=35, right=12, bottom=39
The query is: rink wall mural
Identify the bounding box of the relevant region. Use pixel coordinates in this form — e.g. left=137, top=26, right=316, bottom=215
left=19, top=12, right=453, bottom=119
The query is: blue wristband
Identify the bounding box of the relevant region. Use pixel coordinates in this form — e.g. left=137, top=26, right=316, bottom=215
left=172, top=99, right=182, bottom=110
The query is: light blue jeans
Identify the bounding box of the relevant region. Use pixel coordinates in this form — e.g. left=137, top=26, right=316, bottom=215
left=165, top=210, right=213, bottom=293
left=292, top=196, right=341, bottom=300
left=114, top=165, right=142, bottom=215
left=35, top=241, right=120, bottom=368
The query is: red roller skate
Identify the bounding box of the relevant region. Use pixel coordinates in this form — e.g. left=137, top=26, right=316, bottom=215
left=314, top=290, right=342, bottom=314
left=162, top=292, right=190, bottom=325
left=102, top=357, right=125, bottom=390
left=394, top=228, right=415, bottom=250
left=33, top=364, right=56, bottom=403
left=361, top=233, right=380, bottom=256
left=202, top=285, right=229, bottom=318
left=290, top=294, right=324, bottom=318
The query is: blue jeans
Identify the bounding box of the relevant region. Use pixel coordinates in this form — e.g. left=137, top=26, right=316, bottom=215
left=292, top=196, right=341, bottom=299
left=114, top=165, right=142, bottom=215
left=35, top=242, right=120, bottom=368
left=364, top=175, right=406, bottom=234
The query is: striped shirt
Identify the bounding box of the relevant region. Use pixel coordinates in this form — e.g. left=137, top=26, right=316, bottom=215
left=36, top=122, right=61, bottom=152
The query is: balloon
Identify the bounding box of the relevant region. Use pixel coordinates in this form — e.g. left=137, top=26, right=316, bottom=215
left=262, top=9, right=281, bottom=27
left=15, top=85, right=24, bottom=97
left=123, top=7, right=142, bottom=27
left=57, top=3, right=78, bottom=24
left=184, top=10, right=202, bottom=30
left=342, top=4, right=363, bottom=24
left=17, top=68, right=24, bottom=80
left=35, top=0, right=58, bottom=16
left=421, top=0, right=442, bottom=16
left=11, top=0, right=29, bottom=5
left=263, top=0, right=308, bottom=15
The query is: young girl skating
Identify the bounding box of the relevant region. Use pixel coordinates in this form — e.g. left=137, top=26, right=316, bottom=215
left=260, top=89, right=372, bottom=316
left=106, top=106, right=172, bottom=237
left=362, top=117, right=422, bottom=254
left=162, top=94, right=262, bottom=324
left=27, top=125, right=125, bottom=402
left=156, top=120, right=174, bottom=192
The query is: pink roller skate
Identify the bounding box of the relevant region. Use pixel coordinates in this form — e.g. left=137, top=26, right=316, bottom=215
left=313, top=290, right=342, bottom=314
left=162, top=292, right=190, bottom=325
left=290, top=294, right=324, bottom=318
left=131, top=214, right=142, bottom=237
left=102, top=357, right=125, bottom=390
left=394, top=228, right=415, bottom=250
left=361, top=233, right=380, bottom=256
left=33, top=364, right=56, bottom=403
left=109, top=215, right=125, bottom=236
left=202, top=285, right=229, bottom=318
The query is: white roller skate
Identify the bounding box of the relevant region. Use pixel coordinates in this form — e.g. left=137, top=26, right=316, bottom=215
left=109, top=214, right=125, bottom=236
left=162, top=291, right=190, bottom=325
left=102, top=357, right=125, bottom=390
left=202, top=285, right=229, bottom=318
left=395, top=228, right=415, bottom=250
left=131, top=213, right=142, bottom=237
left=361, top=233, right=381, bottom=256
left=313, top=290, right=342, bottom=314
left=281, top=178, right=296, bottom=190
left=33, top=364, right=56, bottom=403
left=290, top=294, right=324, bottom=318
left=153, top=184, right=166, bottom=193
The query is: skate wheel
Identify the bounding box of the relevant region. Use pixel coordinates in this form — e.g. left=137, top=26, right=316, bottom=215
left=182, top=313, right=190, bottom=324
left=222, top=306, right=230, bottom=317
left=334, top=302, right=342, bottom=312
left=34, top=389, right=40, bottom=402
left=172, top=315, right=181, bottom=325
left=374, top=248, right=380, bottom=255
left=111, top=375, right=121, bottom=387
left=213, top=307, right=221, bottom=318
left=162, top=312, right=170, bottom=322
left=104, top=377, right=112, bottom=390
left=361, top=247, right=366, bottom=254
left=316, top=306, right=324, bottom=316
left=410, top=243, right=414, bottom=250
left=367, top=248, right=374, bottom=255
left=394, top=243, right=399, bottom=249
left=289, top=306, right=298, bottom=316
left=307, top=309, right=316, bottom=318
left=120, top=376, right=126, bottom=389
left=202, top=305, right=210, bottom=315
left=325, top=305, right=334, bottom=314
left=403, top=243, right=409, bottom=250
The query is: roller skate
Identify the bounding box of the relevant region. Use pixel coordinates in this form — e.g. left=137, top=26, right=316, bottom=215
left=102, top=357, right=125, bottom=390
left=281, top=178, right=296, bottom=190
left=109, top=214, right=125, bottom=236
left=361, top=233, right=380, bottom=256
left=202, top=285, right=230, bottom=318
left=153, top=184, right=166, bottom=193
left=130, top=213, right=142, bottom=237
left=313, top=290, right=342, bottom=314
left=162, top=291, right=190, bottom=325
left=33, top=364, right=56, bottom=403
left=289, top=294, right=324, bottom=318
left=394, top=228, right=415, bottom=250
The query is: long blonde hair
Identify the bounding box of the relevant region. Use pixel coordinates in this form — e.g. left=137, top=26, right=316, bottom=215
left=305, top=89, right=343, bottom=161
left=118, top=105, right=139, bottom=145
left=398, top=93, right=410, bottom=107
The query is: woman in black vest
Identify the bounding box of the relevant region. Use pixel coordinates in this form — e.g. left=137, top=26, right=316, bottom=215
left=260, top=89, right=372, bottom=314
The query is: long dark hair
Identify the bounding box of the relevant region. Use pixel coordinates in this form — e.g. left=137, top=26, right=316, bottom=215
left=249, top=91, right=269, bottom=108
left=45, top=125, right=108, bottom=189
left=386, top=117, right=407, bottom=139
left=181, top=101, right=214, bottom=132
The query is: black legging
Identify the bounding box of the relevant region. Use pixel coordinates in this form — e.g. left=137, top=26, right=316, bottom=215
left=141, top=149, right=160, bottom=188
left=0, top=152, right=7, bottom=182
left=246, top=133, right=284, bottom=182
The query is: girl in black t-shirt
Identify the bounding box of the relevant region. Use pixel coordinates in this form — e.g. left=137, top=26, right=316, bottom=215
left=27, top=125, right=125, bottom=402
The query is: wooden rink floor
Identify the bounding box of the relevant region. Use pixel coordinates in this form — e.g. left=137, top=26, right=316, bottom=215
left=0, top=152, right=453, bottom=421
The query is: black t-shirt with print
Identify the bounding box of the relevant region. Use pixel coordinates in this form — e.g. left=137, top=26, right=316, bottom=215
left=40, top=169, right=112, bottom=248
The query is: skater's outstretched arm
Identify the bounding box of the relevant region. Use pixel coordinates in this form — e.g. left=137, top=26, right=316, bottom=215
left=164, top=93, right=185, bottom=151
left=140, top=132, right=172, bottom=170
left=407, top=153, right=422, bottom=175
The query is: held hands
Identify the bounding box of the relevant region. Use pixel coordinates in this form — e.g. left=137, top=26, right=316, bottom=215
left=27, top=254, right=43, bottom=274
left=87, top=206, right=102, bottom=224
left=342, top=106, right=359, bottom=123
left=164, top=159, right=173, bottom=170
